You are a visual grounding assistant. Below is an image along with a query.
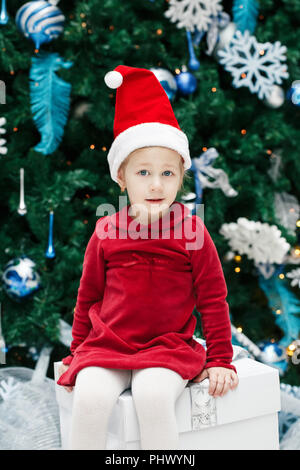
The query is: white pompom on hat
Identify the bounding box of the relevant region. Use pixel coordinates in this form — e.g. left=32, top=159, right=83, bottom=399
left=104, top=65, right=191, bottom=183
left=104, top=70, right=123, bottom=89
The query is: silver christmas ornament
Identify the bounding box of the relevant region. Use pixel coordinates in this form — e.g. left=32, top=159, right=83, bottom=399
left=17, top=168, right=27, bottom=216
left=212, top=22, right=237, bottom=62
left=150, top=67, right=178, bottom=101
left=264, top=85, right=285, bottom=108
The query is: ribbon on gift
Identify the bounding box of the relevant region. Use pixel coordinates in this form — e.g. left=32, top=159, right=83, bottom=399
left=190, top=379, right=217, bottom=430
left=189, top=341, right=252, bottom=430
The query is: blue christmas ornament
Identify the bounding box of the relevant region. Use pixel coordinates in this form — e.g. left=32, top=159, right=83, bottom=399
left=45, top=210, right=55, bottom=259
left=0, top=0, right=9, bottom=25
left=192, top=27, right=205, bottom=47
left=150, top=67, right=178, bottom=101
left=190, top=158, right=204, bottom=207
left=2, top=256, right=41, bottom=301
left=15, top=0, right=65, bottom=50
left=286, top=80, right=300, bottom=107
left=175, top=69, right=197, bottom=96
left=186, top=31, right=200, bottom=71
left=258, top=340, right=288, bottom=374
left=259, top=340, right=287, bottom=362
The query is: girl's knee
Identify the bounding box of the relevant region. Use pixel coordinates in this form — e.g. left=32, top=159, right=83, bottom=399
left=132, top=385, right=174, bottom=417
left=73, top=366, right=131, bottom=417
left=132, top=370, right=188, bottom=421
left=73, top=386, right=115, bottom=417
left=132, top=374, right=183, bottom=407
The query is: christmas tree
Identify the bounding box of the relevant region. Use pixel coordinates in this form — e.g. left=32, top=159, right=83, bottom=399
left=0, top=0, right=300, bottom=393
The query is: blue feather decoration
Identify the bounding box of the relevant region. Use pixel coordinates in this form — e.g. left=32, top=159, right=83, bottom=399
left=29, top=52, right=73, bottom=155
left=258, top=266, right=300, bottom=346
left=232, top=0, right=259, bottom=34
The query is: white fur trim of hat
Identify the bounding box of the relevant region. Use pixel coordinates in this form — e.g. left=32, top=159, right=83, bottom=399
left=108, top=122, right=191, bottom=183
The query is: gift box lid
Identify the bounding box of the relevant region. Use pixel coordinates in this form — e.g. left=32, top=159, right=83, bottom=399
left=53, top=342, right=247, bottom=411
left=107, top=358, right=281, bottom=442
left=54, top=356, right=281, bottom=443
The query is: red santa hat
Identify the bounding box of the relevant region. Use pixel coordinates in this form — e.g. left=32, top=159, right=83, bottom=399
left=104, top=65, right=191, bottom=183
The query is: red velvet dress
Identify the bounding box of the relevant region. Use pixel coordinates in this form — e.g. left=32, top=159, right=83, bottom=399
left=57, top=202, right=236, bottom=387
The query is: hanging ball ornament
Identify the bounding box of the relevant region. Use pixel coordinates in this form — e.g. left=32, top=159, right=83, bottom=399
left=258, top=340, right=287, bottom=363
left=15, top=0, right=65, bottom=50
left=2, top=256, right=41, bottom=302
left=150, top=67, right=178, bottom=101
left=286, top=80, right=300, bottom=107
left=263, top=85, right=285, bottom=109
left=175, top=66, right=197, bottom=96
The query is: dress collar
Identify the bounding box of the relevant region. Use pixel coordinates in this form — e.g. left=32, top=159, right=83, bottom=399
left=110, top=201, right=191, bottom=234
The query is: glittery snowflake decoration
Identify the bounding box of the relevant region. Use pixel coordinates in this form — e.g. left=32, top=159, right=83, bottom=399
left=164, top=0, right=223, bottom=33
left=286, top=268, right=300, bottom=289
left=217, top=30, right=289, bottom=100
left=0, top=377, right=21, bottom=401
left=220, top=218, right=290, bottom=266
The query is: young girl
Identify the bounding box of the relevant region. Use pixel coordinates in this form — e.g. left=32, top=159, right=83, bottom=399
left=57, top=65, right=239, bottom=450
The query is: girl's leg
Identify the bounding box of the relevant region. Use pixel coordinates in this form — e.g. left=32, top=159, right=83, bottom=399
left=131, top=367, right=188, bottom=450
left=70, top=366, right=131, bottom=450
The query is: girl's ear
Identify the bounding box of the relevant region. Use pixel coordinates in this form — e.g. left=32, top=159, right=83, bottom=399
left=116, top=168, right=123, bottom=184
left=117, top=168, right=126, bottom=192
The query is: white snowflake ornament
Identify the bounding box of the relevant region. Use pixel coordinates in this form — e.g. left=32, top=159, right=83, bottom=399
left=220, top=217, right=290, bottom=266
left=164, top=0, right=223, bottom=33
left=0, top=377, right=21, bottom=401
left=217, top=30, right=289, bottom=100
left=286, top=268, right=300, bottom=289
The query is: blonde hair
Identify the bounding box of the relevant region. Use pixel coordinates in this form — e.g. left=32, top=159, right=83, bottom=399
left=179, top=159, right=192, bottom=192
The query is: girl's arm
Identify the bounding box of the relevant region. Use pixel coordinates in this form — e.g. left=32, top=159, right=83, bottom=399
left=62, top=219, right=106, bottom=365
left=189, top=217, right=236, bottom=373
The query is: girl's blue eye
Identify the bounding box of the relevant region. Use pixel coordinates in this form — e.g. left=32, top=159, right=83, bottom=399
left=138, top=170, right=174, bottom=176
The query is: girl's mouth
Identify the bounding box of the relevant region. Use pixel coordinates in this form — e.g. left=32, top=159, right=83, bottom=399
left=146, top=199, right=164, bottom=204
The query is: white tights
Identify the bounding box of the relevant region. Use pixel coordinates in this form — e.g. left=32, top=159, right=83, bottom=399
left=70, top=366, right=188, bottom=450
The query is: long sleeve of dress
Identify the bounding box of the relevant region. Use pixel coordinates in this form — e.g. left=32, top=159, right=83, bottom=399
left=62, top=220, right=106, bottom=366
left=190, top=217, right=236, bottom=373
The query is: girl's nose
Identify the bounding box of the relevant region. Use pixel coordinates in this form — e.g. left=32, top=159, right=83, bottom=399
left=149, top=178, right=163, bottom=191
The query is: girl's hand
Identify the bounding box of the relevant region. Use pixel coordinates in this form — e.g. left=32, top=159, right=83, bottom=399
left=192, top=367, right=239, bottom=398
left=58, top=363, right=74, bottom=393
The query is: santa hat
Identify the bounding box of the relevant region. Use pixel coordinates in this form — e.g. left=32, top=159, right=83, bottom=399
left=104, top=65, right=191, bottom=183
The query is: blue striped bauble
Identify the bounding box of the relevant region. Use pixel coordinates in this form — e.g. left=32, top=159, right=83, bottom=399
left=15, top=0, right=65, bottom=50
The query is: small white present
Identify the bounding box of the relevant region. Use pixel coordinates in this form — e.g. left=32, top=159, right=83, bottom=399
left=54, top=354, right=281, bottom=450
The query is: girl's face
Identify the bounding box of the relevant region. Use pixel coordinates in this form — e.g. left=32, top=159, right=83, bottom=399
left=117, top=146, right=183, bottom=225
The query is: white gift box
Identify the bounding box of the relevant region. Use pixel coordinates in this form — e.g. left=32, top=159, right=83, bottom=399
left=54, top=356, right=281, bottom=450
